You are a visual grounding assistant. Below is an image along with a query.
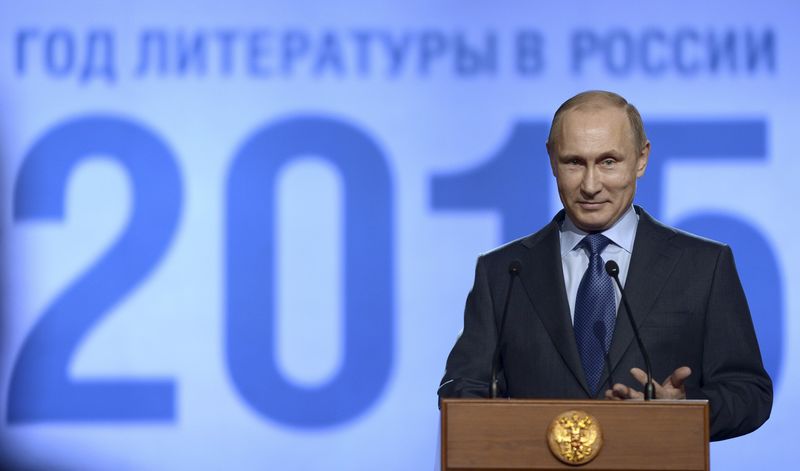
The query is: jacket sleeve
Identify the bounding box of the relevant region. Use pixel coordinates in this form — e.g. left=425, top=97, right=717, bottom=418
left=684, top=245, right=773, bottom=441
left=438, top=255, right=504, bottom=400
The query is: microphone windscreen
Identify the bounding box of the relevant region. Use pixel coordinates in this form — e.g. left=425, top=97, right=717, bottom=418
left=604, top=260, right=619, bottom=277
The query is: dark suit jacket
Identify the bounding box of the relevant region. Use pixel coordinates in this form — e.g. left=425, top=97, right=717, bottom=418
left=438, top=206, right=772, bottom=441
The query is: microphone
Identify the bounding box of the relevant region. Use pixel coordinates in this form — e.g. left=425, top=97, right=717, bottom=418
left=490, top=260, right=522, bottom=398
left=604, top=260, right=655, bottom=401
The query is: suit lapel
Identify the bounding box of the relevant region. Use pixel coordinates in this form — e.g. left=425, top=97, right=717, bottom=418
left=606, top=207, right=683, bottom=376
left=519, top=216, right=592, bottom=396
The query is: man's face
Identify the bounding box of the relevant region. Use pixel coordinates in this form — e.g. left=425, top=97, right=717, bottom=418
left=548, top=105, right=650, bottom=232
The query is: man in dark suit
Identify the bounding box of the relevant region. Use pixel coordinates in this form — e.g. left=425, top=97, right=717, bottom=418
left=438, top=90, right=772, bottom=441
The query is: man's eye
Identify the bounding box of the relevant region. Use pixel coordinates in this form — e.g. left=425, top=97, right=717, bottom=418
left=602, top=159, right=616, bottom=166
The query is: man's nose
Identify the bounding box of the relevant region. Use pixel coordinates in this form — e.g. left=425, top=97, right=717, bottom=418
left=580, top=166, right=601, bottom=195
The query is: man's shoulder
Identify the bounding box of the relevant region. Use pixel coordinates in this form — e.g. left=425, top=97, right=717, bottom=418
left=636, top=207, right=730, bottom=254
left=477, top=217, right=560, bottom=266
left=637, top=207, right=725, bottom=247
left=474, top=207, right=733, bottom=270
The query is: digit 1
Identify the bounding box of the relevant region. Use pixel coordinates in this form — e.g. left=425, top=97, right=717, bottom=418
left=431, top=122, right=552, bottom=242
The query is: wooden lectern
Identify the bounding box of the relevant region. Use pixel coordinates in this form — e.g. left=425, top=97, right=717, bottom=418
left=441, top=399, right=709, bottom=471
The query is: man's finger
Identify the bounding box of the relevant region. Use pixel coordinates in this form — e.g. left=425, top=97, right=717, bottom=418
left=667, top=366, right=692, bottom=389
left=629, top=367, right=647, bottom=386
left=612, top=383, right=629, bottom=398
left=610, top=382, right=644, bottom=400
left=612, top=383, right=630, bottom=399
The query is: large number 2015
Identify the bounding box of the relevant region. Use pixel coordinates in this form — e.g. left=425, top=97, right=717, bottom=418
left=7, top=115, right=783, bottom=427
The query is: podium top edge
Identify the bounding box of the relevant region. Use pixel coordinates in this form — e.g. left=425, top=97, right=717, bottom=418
left=440, top=398, right=709, bottom=406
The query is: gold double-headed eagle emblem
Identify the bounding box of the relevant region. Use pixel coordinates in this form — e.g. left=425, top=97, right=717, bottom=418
left=546, top=410, right=603, bottom=465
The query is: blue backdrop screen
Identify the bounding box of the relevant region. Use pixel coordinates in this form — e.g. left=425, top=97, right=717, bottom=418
left=1, top=1, right=797, bottom=469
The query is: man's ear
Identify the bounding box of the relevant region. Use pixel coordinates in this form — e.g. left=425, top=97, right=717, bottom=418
left=546, top=141, right=557, bottom=177
left=636, top=140, right=651, bottom=178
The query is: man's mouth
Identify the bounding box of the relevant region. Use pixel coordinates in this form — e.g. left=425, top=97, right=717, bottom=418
left=577, top=201, right=606, bottom=209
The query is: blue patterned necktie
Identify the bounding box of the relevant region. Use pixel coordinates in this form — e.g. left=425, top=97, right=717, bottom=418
left=573, top=233, right=616, bottom=395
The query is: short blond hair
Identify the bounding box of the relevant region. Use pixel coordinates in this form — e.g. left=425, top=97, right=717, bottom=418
left=547, top=90, right=647, bottom=152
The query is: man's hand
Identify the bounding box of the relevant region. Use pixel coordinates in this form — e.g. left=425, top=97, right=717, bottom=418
left=604, top=366, right=692, bottom=400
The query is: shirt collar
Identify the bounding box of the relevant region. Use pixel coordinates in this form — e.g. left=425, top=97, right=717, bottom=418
left=559, top=206, right=638, bottom=256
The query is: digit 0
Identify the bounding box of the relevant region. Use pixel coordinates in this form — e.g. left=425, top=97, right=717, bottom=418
left=225, top=116, right=394, bottom=427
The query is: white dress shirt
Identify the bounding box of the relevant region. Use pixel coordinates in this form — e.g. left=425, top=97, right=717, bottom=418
left=559, top=206, right=639, bottom=323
